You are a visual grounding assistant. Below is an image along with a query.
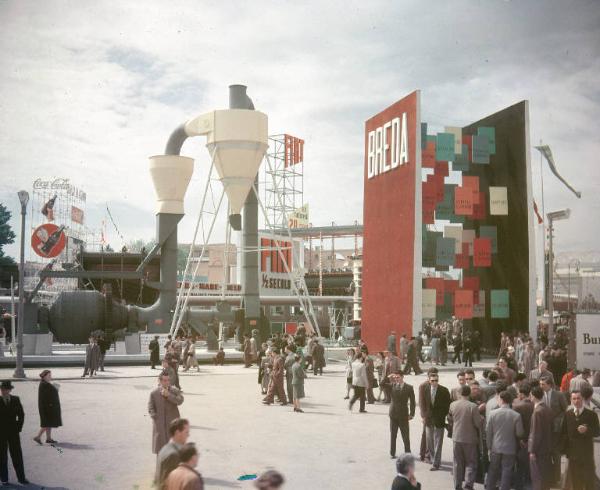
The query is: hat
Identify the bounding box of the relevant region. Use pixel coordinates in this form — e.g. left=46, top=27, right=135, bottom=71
left=1, top=380, right=14, bottom=390
left=39, top=369, right=51, bottom=379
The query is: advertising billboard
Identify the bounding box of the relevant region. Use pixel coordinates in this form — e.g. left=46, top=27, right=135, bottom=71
left=362, top=91, right=422, bottom=350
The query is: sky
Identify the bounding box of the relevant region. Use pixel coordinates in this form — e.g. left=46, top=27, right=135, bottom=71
left=0, top=0, right=599, bottom=263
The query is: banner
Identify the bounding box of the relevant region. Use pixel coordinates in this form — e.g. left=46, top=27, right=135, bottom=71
left=454, top=289, right=474, bottom=319
left=422, top=289, right=437, bottom=319
left=576, top=314, right=600, bottom=370
left=491, top=289, right=510, bottom=318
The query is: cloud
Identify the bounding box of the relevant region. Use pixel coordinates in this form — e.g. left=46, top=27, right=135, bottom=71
left=0, top=0, right=599, bottom=263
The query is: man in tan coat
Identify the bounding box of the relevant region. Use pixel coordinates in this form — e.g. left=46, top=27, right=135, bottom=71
left=263, top=348, right=287, bottom=405
left=165, top=443, right=204, bottom=490
left=149, top=371, right=185, bottom=454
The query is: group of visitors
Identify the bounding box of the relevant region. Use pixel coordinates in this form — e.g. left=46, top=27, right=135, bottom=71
left=0, top=369, right=63, bottom=486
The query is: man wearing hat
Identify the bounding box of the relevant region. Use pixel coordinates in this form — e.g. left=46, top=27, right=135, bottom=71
left=149, top=335, right=160, bottom=370
left=0, top=380, right=28, bottom=485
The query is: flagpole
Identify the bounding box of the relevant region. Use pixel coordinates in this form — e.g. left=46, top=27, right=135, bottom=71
left=539, top=139, right=546, bottom=314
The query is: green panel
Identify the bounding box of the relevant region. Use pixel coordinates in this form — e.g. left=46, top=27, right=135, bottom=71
left=421, top=122, right=428, bottom=150
left=436, top=292, right=453, bottom=320
left=423, top=231, right=442, bottom=268
left=472, top=134, right=490, bottom=164
left=436, top=236, right=455, bottom=266
left=490, top=289, right=509, bottom=318
left=436, top=133, right=455, bottom=162
left=452, top=144, right=470, bottom=172
left=435, top=184, right=456, bottom=220
left=477, top=126, right=496, bottom=154
left=270, top=322, right=284, bottom=334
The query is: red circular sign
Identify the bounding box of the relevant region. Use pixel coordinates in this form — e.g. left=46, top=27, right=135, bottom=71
left=31, top=224, right=66, bottom=258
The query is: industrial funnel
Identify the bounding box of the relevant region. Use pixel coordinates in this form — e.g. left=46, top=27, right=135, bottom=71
left=149, top=155, right=194, bottom=214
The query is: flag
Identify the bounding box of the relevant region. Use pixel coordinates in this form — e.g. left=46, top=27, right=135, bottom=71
left=535, top=145, right=581, bottom=198
left=533, top=200, right=543, bottom=224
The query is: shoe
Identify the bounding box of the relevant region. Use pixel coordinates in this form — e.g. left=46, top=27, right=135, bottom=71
left=296, top=408, right=304, bottom=413
left=279, top=403, right=288, bottom=406
left=359, top=410, right=367, bottom=413
left=343, top=396, right=349, bottom=400
left=33, top=437, right=42, bottom=445
left=18, top=478, right=30, bottom=484
left=262, top=401, right=272, bottom=405
left=367, top=401, right=374, bottom=405
left=1, top=481, right=8, bottom=486
left=46, top=439, right=58, bottom=444
left=429, top=466, right=439, bottom=471
left=390, top=454, right=396, bottom=459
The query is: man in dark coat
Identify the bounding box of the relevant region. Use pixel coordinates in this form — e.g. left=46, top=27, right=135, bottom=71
left=97, top=334, right=110, bottom=371
left=148, top=371, right=184, bottom=454
left=562, top=390, right=600, bottom=490
left=312, top=339, right=325, bottom=376
left=149, top=336, right=160, bottom=369
left=389, top=372, right=416, bottom=458
left=528, top=385, right=554, bottom=490
left=387, top=331, right=397, bottom=355
left=0, top=380, right=28, bottom=485
left=82, top=336, right=100, bottom=377
left=403, top=338, right=422, bottom=375
left=420, top=371, right=451, bottom=470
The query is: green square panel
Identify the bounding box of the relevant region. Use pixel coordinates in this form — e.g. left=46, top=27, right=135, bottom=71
left=436, top=133, right=455, bottom=162
left=477, top=126, right=496, bottom=154
left=491, top=289, right=509, bottom=318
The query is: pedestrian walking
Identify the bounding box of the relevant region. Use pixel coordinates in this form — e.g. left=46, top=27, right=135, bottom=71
left=164, top=443, right=204, bottom=490
left=312, top=339, right=325, bottom=376
left=512, top=384, right=534, bottom=490
left=399, top=334, right=409, bottom=365
left=33, top=370, right=62, bottom=445
left=344, top=348, right=355, bottom=400
left=430, top=334, right=440, bottom=365
left=387, top=331, right=397, bottom=355
left=439, top=334, right=448, bottom=366
left=185, top=338, right=199, bottom=372
left=243, top=334, right=253, bottom=368
left=150, top=335, right=161, bottom=369
left=384, top=351, right=402, bottom=402
left=366, top=354, right=376, bottom=404
left=528, top=385, right=554, bottom=490
left=82, top=336, right=100, bottom=377
left=452, top=334, right=462, bottom=364
left=284, top=345, right=295, bottom=402
left=463, top=335, right=473, bottom=367
left=97, top=334, right=110, bottom=371
left=155, top=418, right=189, bottom=488
left=0, top=380, right=28, bottom=485
left=388, top=372, right=415, bottom=457
left=263, top=349, right=287, bottom=406
left=539, top=376, right=567, bottom=484
left=291, top=354, right=307, bottom=413
left=148, top=371, right=184, bottom=454
left=349, top=351, right=368, bottom=413
left=403, top=337, right=422, bottom=375
left=486, top=391, right=524, bottom=490
left=448, top=385, right=481, bottom=490
left=420, top=371, right=450, bottom=470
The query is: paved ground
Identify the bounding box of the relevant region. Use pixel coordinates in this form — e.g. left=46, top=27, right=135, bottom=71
left=0, top=358, right=596, bottom=489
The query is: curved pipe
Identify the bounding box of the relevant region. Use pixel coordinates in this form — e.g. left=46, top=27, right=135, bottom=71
left=165, top=123, right=189, bottom=156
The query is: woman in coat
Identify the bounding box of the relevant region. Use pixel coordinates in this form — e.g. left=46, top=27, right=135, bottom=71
left=344, top=348, right=355, bottom=400
left=34, top=369, right=62, bottom=444
left=291, top=354, right=307, bottom=413
left=349, top=351, right=368, bottom=412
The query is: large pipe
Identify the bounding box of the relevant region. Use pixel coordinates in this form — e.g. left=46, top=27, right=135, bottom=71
left=229, top=85, right=261, bottom=331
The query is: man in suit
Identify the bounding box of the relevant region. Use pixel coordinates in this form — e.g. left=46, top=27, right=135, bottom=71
left=389, top=372, right=416, bottom=458
left=529, top=385, right=554, bottom=490
left=418, top=367, right=438, bottom=463
left=148, top=371, right=185, bottom=454
left=0, top=380, right=28, bottom=485
left=149, top=335, right=160, bottom=369
left=420, top=371, right=450, bottom=471
left=562, top=390, right=600, bottom=490
left=539, top=376, right=567, bottom=484
left=155, top=418, right=189, bottom=488
left=569, top=368, right=592, bottom=394
left=528, top=361, right=554, bottom=385
left=263, top=349, right=287, bottom=405
left=82, top=336, right=101, bottom=377
left=497, top=358, right=516, bottom=385
left=451, top=370, right=467, bottom=401
left=512, top=383, right=534, bottom=490
left=387, top=331, right=397, bottom=355
left=486, top=391, right=524, bottom=490
left=448, top=385, right=481, bottom=490
left=383, top=350, right=402, bottom=403
left=284, top=345, right=296, bottom=402
left=482, top=370, right=499, bottom=401
left=163, top=443, right=204, bottom=490
left=403, top=338, right=422, bottom=375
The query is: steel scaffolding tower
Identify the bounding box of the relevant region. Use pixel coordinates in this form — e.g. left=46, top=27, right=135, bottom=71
left=263, top=134, right=304, bottom=231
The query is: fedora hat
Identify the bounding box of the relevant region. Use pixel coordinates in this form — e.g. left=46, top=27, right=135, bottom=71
left=1, top=380, right=14, bottom=390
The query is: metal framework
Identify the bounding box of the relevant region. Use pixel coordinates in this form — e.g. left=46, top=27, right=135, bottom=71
left=263, top=134, right=304, bottom=230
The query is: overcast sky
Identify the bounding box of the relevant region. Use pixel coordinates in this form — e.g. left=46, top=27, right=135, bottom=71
left=0, top=0, right=599, bottom=262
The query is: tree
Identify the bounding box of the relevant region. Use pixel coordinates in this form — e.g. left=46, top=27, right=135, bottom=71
left=0, top=203, right=16, bottom=265
left=125, top=238, right=155, bottom=253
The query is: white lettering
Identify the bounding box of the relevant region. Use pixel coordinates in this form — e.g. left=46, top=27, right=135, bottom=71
left=366, top=113, right=409, bottom=180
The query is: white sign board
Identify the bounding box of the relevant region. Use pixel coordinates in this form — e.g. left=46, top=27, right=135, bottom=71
left=576, top=314, right=600, bottom=370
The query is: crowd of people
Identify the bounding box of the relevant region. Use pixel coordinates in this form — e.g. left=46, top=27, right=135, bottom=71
left=379, top=329, right=600, bottom=490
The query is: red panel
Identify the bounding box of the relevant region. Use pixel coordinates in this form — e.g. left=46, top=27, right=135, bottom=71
left=422, top=140, right=436, bottom=168
left=472, top=192, right=487, bottom=220
left=473, top=238, right=492, bottom=267
left=462, top=276, right=480, bottom=302
left=261, top=238, right=270, bottom=271
left=444, top=279, right=459, bottom=293
left=462, top=176, right=480, bottom=204
left=435, top=161, right=449, bottom=178
left=455, top=186, right=474, bottom=215
left=423, top=181, right=436, bottom=212
left=463, top=134, right=473, bottom=158
left=425, top=277, right=445, bottom=305
left=285, top=322, right=298, bottom=335
left=363, top=92, right=419, bottom=351
left=454, top=252, right=469, bottom=269
left=454, top=289, right=474, bottom=319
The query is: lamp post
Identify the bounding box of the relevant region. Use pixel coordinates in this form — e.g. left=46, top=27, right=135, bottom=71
left=546, top=208, right=570, bottom=344
left=567, top=258, right=580, bottom=313
left=14, top=190, right=29, bottom=379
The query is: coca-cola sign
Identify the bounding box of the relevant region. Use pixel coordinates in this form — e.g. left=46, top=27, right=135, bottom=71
left=33, top=178, right=86, bottom=201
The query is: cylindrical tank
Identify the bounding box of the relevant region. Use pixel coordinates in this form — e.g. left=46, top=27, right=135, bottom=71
left=49, top=291, right=129, bottom=344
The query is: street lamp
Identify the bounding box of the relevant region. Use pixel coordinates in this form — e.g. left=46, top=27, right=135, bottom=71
left=14, top=190, right=29, bottom=379
left=546, top=208, right=570, bottom=343
left=567, top=258, right=580, bottom=313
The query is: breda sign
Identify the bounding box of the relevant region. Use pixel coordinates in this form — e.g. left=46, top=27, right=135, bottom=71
left=366, top=113, right=409, bottom=179
left=362, top=91, right=422, bottom=351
